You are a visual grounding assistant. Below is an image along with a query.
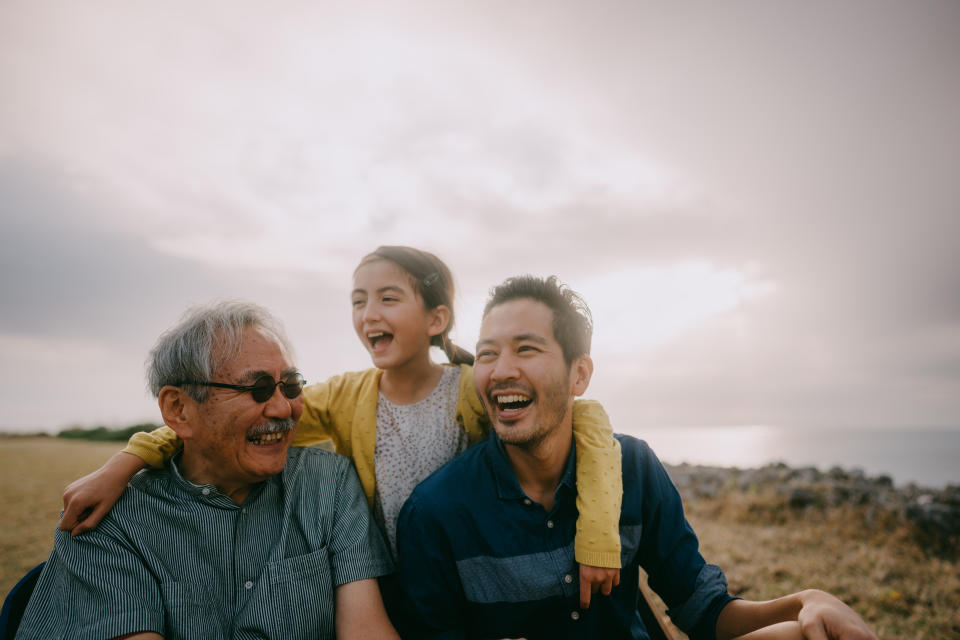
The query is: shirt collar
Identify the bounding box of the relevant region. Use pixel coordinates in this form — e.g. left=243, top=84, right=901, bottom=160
left=488, top=431, right=579, bottom=502
left=167, top=452, right=274, bottom=508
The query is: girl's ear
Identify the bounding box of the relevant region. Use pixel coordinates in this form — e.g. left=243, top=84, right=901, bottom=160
left=570, top=355, right=594, bottom=397
left=427, top=304, right=452, bottom=338
left=158, top=386, right=196, bottom=439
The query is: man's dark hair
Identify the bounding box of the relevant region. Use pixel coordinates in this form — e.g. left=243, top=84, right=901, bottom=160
left=483, top=275, right=593, bottom=366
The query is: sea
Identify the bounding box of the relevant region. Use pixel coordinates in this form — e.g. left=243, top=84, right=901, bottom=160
left=622, top=425, right=960, bottom=489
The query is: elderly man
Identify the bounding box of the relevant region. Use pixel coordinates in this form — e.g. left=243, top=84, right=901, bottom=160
left=18, top=301, right=399, bottom=640
left=397, top=275, right=877, bottom=640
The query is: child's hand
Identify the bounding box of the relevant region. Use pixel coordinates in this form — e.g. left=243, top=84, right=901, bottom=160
left=60, top=452, right=145, bottom=535
left=579, top=564, right=620, bottom=609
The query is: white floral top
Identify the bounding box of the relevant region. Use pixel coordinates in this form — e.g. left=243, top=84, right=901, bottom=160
left=373, top=366, right=468, bottom=556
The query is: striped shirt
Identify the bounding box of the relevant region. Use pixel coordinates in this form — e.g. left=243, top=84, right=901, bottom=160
left=18, top=447, right=393, bottom=640
left=397, top=434, right=735, bottom=640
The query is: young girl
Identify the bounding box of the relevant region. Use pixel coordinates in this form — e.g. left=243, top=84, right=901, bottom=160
left=60, top=246, right=623, bottom=605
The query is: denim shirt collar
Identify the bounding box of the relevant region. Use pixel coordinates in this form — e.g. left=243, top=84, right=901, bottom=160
left=488, top=431, right=578, bottom=504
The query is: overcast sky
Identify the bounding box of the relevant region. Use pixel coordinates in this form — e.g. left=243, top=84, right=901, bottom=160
left=1, top=0, right=958, bottom=437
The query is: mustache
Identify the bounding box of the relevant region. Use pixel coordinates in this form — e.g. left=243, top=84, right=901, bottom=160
left=487, top=382, right=535, bottom=397
left=246, top=418, right=296, bottom=438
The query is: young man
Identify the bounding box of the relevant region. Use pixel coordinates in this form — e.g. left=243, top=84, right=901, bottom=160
left=18, top=301, right=399, bottom=640
left=397, top=276, right=877, bottom=640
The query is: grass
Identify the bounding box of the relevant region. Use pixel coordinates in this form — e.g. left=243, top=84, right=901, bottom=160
left=2, top=437, right=957, bottom=637
left=0, top=436, right=121, bottom=602
left=680, top=492, right=960, bottom=639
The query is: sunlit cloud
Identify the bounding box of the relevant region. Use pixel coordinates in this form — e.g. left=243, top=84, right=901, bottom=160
left=584, top=262, right=777, bottom=353
left=1, top=0, right=957, bottom=442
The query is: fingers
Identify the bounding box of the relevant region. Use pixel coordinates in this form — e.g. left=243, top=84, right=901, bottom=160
left=58, top=508, right=78, bottom=532
left=578, top=565, right=622, bottom=608
left=798, top=620, right=829, bottom=640
left=600, top=574, right=614, bottom=596
left=58, top=499, right=89, bottom=532
left=70, top=506, right=100, bottom=536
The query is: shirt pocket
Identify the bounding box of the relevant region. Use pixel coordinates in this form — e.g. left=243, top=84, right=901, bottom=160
left=160, top=580, right=224, bottom=640
left=268, top=546, right=335, bottom=639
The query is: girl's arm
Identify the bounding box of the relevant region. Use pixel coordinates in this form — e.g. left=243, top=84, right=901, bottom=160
left=59, top=425, right=180, bottom=535
left=571, top=398, right=624, bottom=608
left=59, top=374, right=357, bottom=535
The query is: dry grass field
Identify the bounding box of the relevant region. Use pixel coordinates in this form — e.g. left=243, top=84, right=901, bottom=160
left=688, top=497, right=959, bottom=639
left=2, top=436, right=957, bottom=637
left=0, top=436, right=122, bottom=601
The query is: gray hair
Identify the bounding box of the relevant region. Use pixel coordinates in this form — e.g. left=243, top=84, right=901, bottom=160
left=146, top=300, right=293, bottom=402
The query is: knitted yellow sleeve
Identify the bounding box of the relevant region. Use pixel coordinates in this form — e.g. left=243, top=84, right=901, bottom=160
left=122, top=425, right=181, bottom=469
left=572, top=399, right=623, bottom=568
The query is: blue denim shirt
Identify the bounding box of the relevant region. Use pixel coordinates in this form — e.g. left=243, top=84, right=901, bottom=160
left=397, top=433, right=734, bottom=640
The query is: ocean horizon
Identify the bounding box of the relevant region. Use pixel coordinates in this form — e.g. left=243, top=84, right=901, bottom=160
left=624, top=425, right=960, bottom=489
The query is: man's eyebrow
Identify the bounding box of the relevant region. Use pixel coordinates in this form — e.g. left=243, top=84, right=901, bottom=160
left=236, top=368, right=297, bottom=384
left=476, top=333, right=549, bottom=349
left=236, top=370, right=271, bottom=384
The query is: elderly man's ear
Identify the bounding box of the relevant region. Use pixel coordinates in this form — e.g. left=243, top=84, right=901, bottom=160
left=570, top=355, right=594, bottom=397
left=158, top=386, right=196, bottom=439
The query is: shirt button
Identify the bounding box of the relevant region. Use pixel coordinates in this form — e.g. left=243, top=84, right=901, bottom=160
left=241, top=508, right=247, bottom=514
left=571, top=611, right=580, bottom=621
left=546, top=520, right=555, bottom=528
left=523, top=498, right=532, bottom=506
left=244, top=580, right=254, bottom=590
left=201, top=488, right=211, bottom=496
left=564, top=574, right=573, bottom=584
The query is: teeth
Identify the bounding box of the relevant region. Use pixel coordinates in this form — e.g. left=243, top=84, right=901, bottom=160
left=497, top=394, right=530, bottom=405
left=250, top=431, right=284, bottom=445
left=368, top=332, right=385, bottom=339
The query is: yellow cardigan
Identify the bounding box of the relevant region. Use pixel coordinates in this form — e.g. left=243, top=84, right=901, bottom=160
left=124, top=364, right=622, bottom=568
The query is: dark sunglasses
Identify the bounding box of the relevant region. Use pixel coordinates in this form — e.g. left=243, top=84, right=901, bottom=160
left=179, top=373, right=306, bottom=403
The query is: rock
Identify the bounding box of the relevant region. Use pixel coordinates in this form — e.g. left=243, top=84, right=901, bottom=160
left=789, top=488, right=819, bottom=509
left=663, top=460, right=958, bottom=545
left=906, top=502, right=960, bottom=535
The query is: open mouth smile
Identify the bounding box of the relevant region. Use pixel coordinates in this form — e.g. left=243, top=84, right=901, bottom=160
left=247, top=431, right=286, bottom=446
left=495, top=393, right=533, bottom=411
left=367, top=331, right=394, bottom=350
left=490, top=390, right=534, bottom=421
left=246, top=419, right=295, bottom=446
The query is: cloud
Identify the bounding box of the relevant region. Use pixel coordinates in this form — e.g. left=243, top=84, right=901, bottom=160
left=0, top=0, right=957, bottom=434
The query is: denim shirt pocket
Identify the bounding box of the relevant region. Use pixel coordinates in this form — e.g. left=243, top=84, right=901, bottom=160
left=160, top=580, right=224, bottom=640
left=268, top=546, right=335, bottom=639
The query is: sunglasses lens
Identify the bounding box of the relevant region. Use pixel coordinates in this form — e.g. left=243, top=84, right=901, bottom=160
left=280, top=374, right=305, bottom=399
left=250, top=376, right=278, bottom=403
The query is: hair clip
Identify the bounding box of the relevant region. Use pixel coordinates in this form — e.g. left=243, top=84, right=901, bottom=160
left=423, top=272, right=440, bottom=287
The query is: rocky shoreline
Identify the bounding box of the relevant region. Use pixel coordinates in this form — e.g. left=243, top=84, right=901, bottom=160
left=663, top=461, right=960, bottom=538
